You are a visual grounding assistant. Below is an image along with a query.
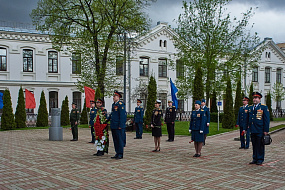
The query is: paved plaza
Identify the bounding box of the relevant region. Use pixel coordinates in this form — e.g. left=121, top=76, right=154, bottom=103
left=1, top=122, right=285, bottom=190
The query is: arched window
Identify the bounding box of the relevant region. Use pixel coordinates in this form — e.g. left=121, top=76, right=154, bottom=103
left=23, top=49, right=33, bottom=72
left=164, top=40, right=167, bottom=47
left=159, top=40, right=162, bottom=47
left=48, top=51, right=58, bottom=73
left=0, top=47, right=7, bottom=71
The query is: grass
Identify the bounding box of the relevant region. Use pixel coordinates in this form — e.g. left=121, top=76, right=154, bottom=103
left=269, top=125, right=285, bottom=132
left=144, top=121, right=238, bottom=136
left=273, top=118, right=285, bottom=121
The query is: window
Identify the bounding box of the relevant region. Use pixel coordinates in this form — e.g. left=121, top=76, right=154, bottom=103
left=116, top=56, right=123, bottom=75
left=140, top=57, right=149, bottom=76
left=23, top=49, right=33, bottom=72
left=48, top=51, right=58, bottom=73
left=72, top=53, right=81, bottom=74
left=176, top=59, right=184, bottom=78
left=49, top=91, right=58, bottom=113
left=158, top=93, right=167, bottom=110
left=73, top=92, right=81, bottom=111
left=0, top=48, right=7, bottom=71
left=25, top=90, right=34, bottom=114
left=277, top=68, right=282, bottom=83
left=265, top=67, right=270, bottom=83
left=178, top=100, right=184, bottom=112
left=164, top=40, right=167, bottom=47
left=158, top=58, right=167, bottom=77
left=265, top=52, right=271, bottom=61
left=252, top=67, right=258, bottom=82
left=159, top=40, right=162, bottom=47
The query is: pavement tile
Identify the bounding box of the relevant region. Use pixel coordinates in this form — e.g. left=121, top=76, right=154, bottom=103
left=0, top=122, right=285, bottom=189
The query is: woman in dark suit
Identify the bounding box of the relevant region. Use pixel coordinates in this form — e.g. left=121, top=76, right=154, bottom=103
left=189, top=100, right=206, bottom=157
left=151, top=100, right=163, bottom=152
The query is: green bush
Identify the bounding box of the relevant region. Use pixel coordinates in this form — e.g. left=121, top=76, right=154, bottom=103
left=222, top=78, right=235, bottom=129
left=61, top=96, right=70, bottom=126
left=1, top=89, right=16, bottom=130
left=210, top=112, right=224, bottom=123
left=144, top=75, right=157, bottom=131
left=15, top=87, right=27, bottom=128
left=80, top=100, right=88, bottom=124
left=36, top=91, right=48, bottom=127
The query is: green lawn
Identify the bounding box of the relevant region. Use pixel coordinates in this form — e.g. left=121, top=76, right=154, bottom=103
left=144, top=121, right=238, bottom=136
left=273, top=118, right=285, bottom=121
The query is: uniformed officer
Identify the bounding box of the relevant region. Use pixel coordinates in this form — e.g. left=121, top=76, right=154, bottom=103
left=201, top=99, right=210, bottom=145
left=70, top=102, right=80, bottom=141
left=165, top=100, right=176, bottom=142
left=236, top=96, right=250, bottom=149
left=89, top=100, right=96, bottom=143
left=248, top=92, right=270, bottom=165
left=134, top=99, right=144, bottom=139
left=189, top=100, right=206, bottom=157
left=107, top=91, right=126, bottom=159
left=151, top=100, right=163, bottom=152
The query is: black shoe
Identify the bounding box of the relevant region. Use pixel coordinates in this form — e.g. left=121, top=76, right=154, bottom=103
left=193, top=154, right=198, bottom=157
left=152, top=149, right=157, bottom=152
left=196, top=154, right=201, bottom=157
left=134, top=137, right=139, bottom=139
left=239, top=147, right=245, bottom=149
left=111, top=155, right=118, bottom=159
left=88, top=141, right=94, bottom=143
left=116, top=156, right=123, bottom=159
left=245, top=147, right=249, bottom=149
left=256, top=162, right=263, bottom=165
left=97, top=151, right=104, bottom=156
left=166, top=139, right=170, bottom=142
left=249, top=161, right=257, bottom=164
left=70, top=139, right=77, bottom=141
left=168, top=140, right=174, bottom=142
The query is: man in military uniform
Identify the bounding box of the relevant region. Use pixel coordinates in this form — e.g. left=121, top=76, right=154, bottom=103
left=236, top=96, right=250, bottom=149
left=107, top=90, right=126, bottom=159
left=70, top=102, right=80, bottom=141
left=201, top=99, right=210, bottom=145
left=165, top=100, right=176, bottom=142
left=89, top=100, right=96, bottom=143
left=134, top=99, right=144, bottom=139
left=248, top=92, right=270, bottom=165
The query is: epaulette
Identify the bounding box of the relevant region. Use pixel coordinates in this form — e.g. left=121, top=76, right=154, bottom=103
left=172, top=106, right=176, bottom=108
left=261, top=104, right=266, bottom=106
left=140, top=106, right=143, bottom=108
left=119, top=101, right=122, bottom=105
left=201, top=109, right=204, bottom=111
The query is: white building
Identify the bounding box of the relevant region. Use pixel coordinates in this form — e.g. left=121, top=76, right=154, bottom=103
left=0, top=23, right=284, bottom=117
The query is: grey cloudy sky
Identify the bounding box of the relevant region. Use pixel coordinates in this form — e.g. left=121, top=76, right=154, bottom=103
left=1, top=0, right=285, bottom=43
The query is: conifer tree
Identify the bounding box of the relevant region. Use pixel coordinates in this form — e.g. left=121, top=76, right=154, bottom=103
left=234, top=80, right=242, bottom=122
left=36, top=91, right=48, bottom=127
left=80, top=100, right=88, bottom=124
left=1, top=89, right=16, bottom=130
left=249, top=83, right=254, bottom=105
left=192, top=65, right=204, bottom=110
left=95, top=87, right=102, bottom=101
left=61, top=96, right=70, bottom=126
left=266, top=91, right=274, bottom=121
left=144, top=76, right=157, bottom=130
left=222, top=78, right=235, bottom=129
left=15, top=87, right=27, bottom=128
left=210, top=90, right=218, bottom=113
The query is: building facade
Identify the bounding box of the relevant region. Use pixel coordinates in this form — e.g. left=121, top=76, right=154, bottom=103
left=0, top=23, right=284, bottom=117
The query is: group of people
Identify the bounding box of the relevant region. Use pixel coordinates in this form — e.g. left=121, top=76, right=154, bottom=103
left=236, top=92, right=270, bottom=165
left=69, top=90, right=270, bottom=165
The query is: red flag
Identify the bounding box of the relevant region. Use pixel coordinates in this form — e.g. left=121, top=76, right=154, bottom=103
left=84, top=86, right=95, bottom=108
left=25, top=89, right=36, bottom=109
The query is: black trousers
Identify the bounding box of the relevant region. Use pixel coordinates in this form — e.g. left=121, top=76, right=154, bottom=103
left=251, top=133, right=265, bottom=163
left=71, top=121, right=78, bottom=140
left=167, top=122, right=175, bottom=141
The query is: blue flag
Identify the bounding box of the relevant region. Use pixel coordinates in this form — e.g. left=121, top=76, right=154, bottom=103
left=0, top=92, right=3, bottom=109
left=170, top=78, right=178, bottom=108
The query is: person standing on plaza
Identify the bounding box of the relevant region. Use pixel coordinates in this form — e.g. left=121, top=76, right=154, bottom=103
left=189, top=100, right=206, bottom=157
left=93, top=98, right=108, bottom=156
left=88, top=100, right=96, bottom=143
left=248, top=92, right=270, bottom=165
left=236, top=96, right=250, bottom=149
left=107, top=91, right=126, bottom=159
left=134, top=99, right=144, bottom=139
left=201, top=99, right=210, bottom=145
left=151, top=100, right=163, bottom=152
left=165, top=100, right=176, bottom=142
left=70, top=102, right=80, bottom=141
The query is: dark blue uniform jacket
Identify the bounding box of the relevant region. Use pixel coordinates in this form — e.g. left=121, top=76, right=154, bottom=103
left=109, top=101, right=127, bottom=129
left=134, top=106, right=144, bottom=123
left=248, top=103, right=270, bottom=134
left=236, top=105, right=249, bottom=130
left=189, top=109, right=206, bottom=131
